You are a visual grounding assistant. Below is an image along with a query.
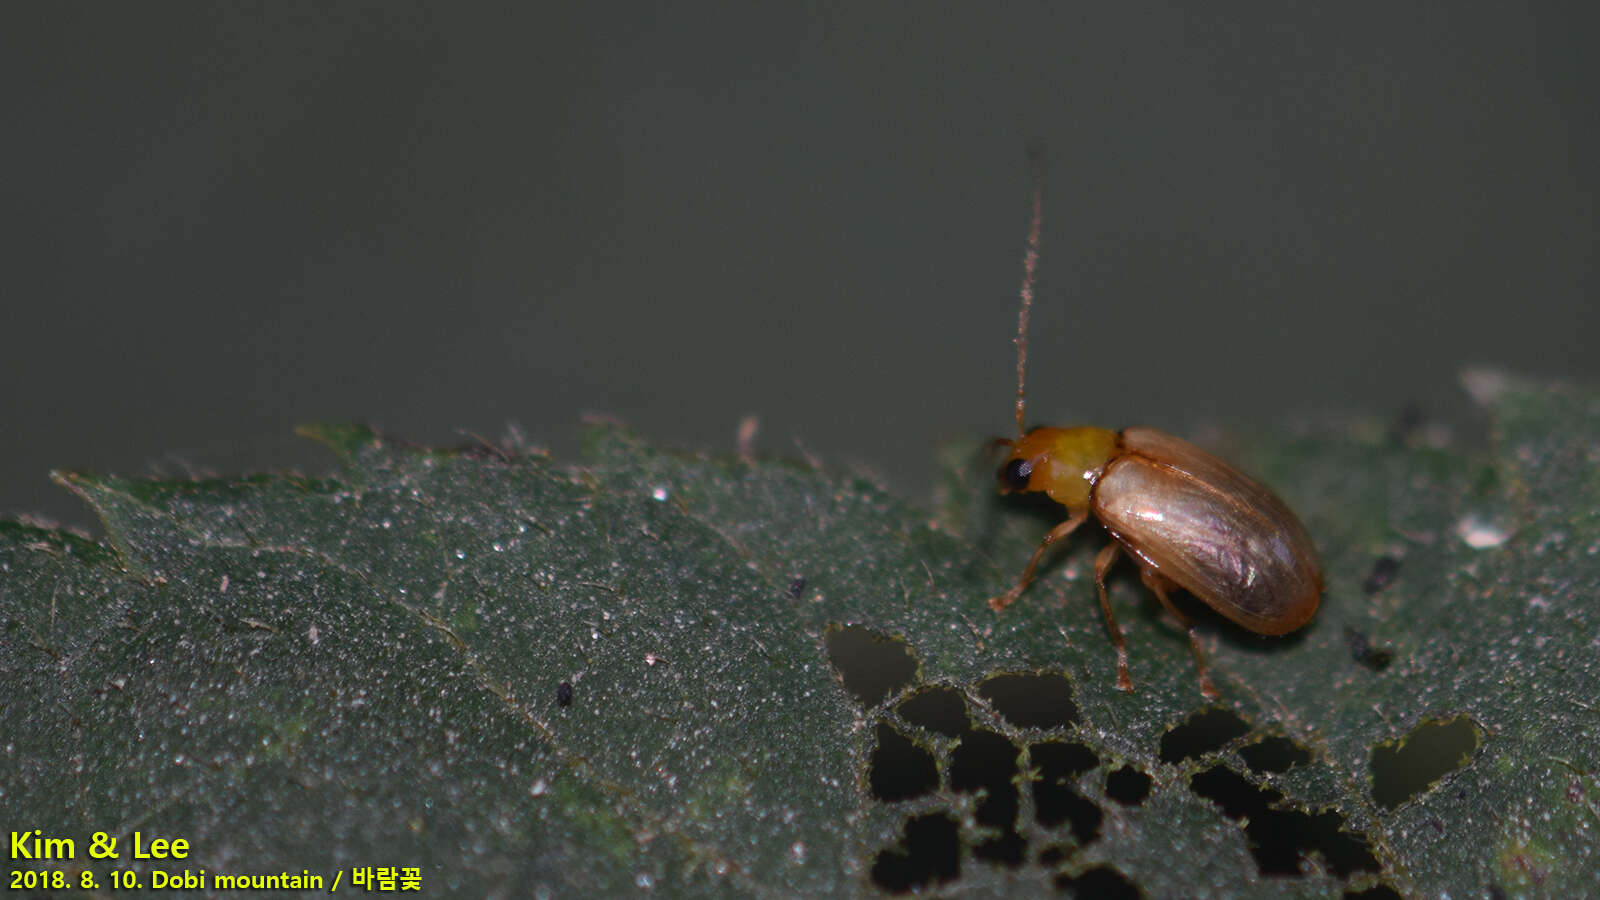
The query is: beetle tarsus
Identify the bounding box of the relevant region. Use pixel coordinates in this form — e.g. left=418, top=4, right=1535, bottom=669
left=988, top=588, right=1022, bottom=613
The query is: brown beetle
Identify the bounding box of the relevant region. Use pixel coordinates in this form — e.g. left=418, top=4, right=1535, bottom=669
left=989, top=159, right=1323, bottom=699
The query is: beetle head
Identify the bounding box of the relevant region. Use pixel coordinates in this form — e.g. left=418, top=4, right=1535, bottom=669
left=994, top=426, right=1119, bottom=512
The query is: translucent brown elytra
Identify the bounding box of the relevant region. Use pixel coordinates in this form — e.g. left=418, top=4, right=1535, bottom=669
left=989, top=153, right=1323, bottom=700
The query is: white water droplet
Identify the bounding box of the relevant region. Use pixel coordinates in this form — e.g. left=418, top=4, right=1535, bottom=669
left=1456, top=516, right=1509, bottom=549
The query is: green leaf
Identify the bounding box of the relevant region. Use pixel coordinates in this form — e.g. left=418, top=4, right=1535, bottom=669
left=3, top=371, right=1596, bottom=897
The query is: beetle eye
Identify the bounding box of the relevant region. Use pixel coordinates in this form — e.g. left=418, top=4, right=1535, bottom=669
left=999, top=458, right=1033, bottom=492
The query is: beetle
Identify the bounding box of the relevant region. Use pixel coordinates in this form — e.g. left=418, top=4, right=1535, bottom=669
left=988, top=155, right=1323, bottom=699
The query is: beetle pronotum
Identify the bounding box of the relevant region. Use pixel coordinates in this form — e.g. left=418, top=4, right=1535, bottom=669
left=989, top=153, right=1323, bottom=699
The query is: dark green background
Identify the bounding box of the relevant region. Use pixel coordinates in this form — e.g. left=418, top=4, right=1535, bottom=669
left=5, top=3, right=1597, bottom=528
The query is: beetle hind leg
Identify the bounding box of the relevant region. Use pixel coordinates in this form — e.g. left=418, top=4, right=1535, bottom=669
left=1092, top=542, right=1135, bottom=693
left=1138, top=568, right=1219, bottom=700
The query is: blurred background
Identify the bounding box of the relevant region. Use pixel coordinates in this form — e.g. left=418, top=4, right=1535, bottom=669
left=4, top=3, right=1597, bottom=531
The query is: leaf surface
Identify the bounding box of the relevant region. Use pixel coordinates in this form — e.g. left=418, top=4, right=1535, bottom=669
left=2, top=373, right=1596, bottom=897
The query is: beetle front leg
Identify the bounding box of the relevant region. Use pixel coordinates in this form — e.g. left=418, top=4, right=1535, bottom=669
left=1092, top=542, right=1135, bottom=693
left=989, top=511, right=1089, bottom=612
left=1138, top=568, right=1219, bottom=700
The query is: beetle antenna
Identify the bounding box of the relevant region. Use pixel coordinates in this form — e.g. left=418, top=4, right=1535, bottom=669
left=1014, top=145, right=1046, bottom=438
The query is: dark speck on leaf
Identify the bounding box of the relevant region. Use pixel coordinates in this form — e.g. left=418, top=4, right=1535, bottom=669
left=557, top=681, right=574, bottom=707
left=1346, top=628, right=1394, bottom=672
left=1362, top=556, right=1400, bottom=595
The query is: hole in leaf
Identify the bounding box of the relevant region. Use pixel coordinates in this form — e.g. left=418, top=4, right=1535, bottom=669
left=973, top=829, right=1027, bottom=867
left=950, top=730, right=1020, bottom=830
left=870, top=722, right=939, bottom=802
left=1370, top=714, right=1485, bottom=810
left=1159, top=708, right=1252, bottom=763
left=1283, top=809, right=1383, bottom=879
left=1238, top=736, right=1313, bottom=774
left=1344, top=885, right=1404, bottom=899
left=1190, top=765, right=1273, bottom=820
left=1035, top=789, right=1101, bottom=845
left=897, top=686, right=971, bottom=737
left=824, top=625, right=918, bottom=707
left=978, top=672, right=1078, bottom=729
left=1361, top=556, right=1401, bottom=595
left=1033, top=741, right=1099, bottom=780
left=871, top=813, right=961, bottom=893
left=1054, top=865, right=1141, bottom=898
left=1345, top=627, right=1394, bottom=672
left=950, top=728, right=1024, bottom=865
left=1105, top=766, right=1152, bottom=806
left=1031, top=742, right=1103, bottom=844
left=1189, top=765, right=1379, bottom=878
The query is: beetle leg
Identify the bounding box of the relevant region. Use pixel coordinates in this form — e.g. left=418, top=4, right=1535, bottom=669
left=989, top=511, right=1089, bottom=612
left=1138, top=568, right=1219, bottom=700
left=1092, top=542, right=1135, bottom=693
